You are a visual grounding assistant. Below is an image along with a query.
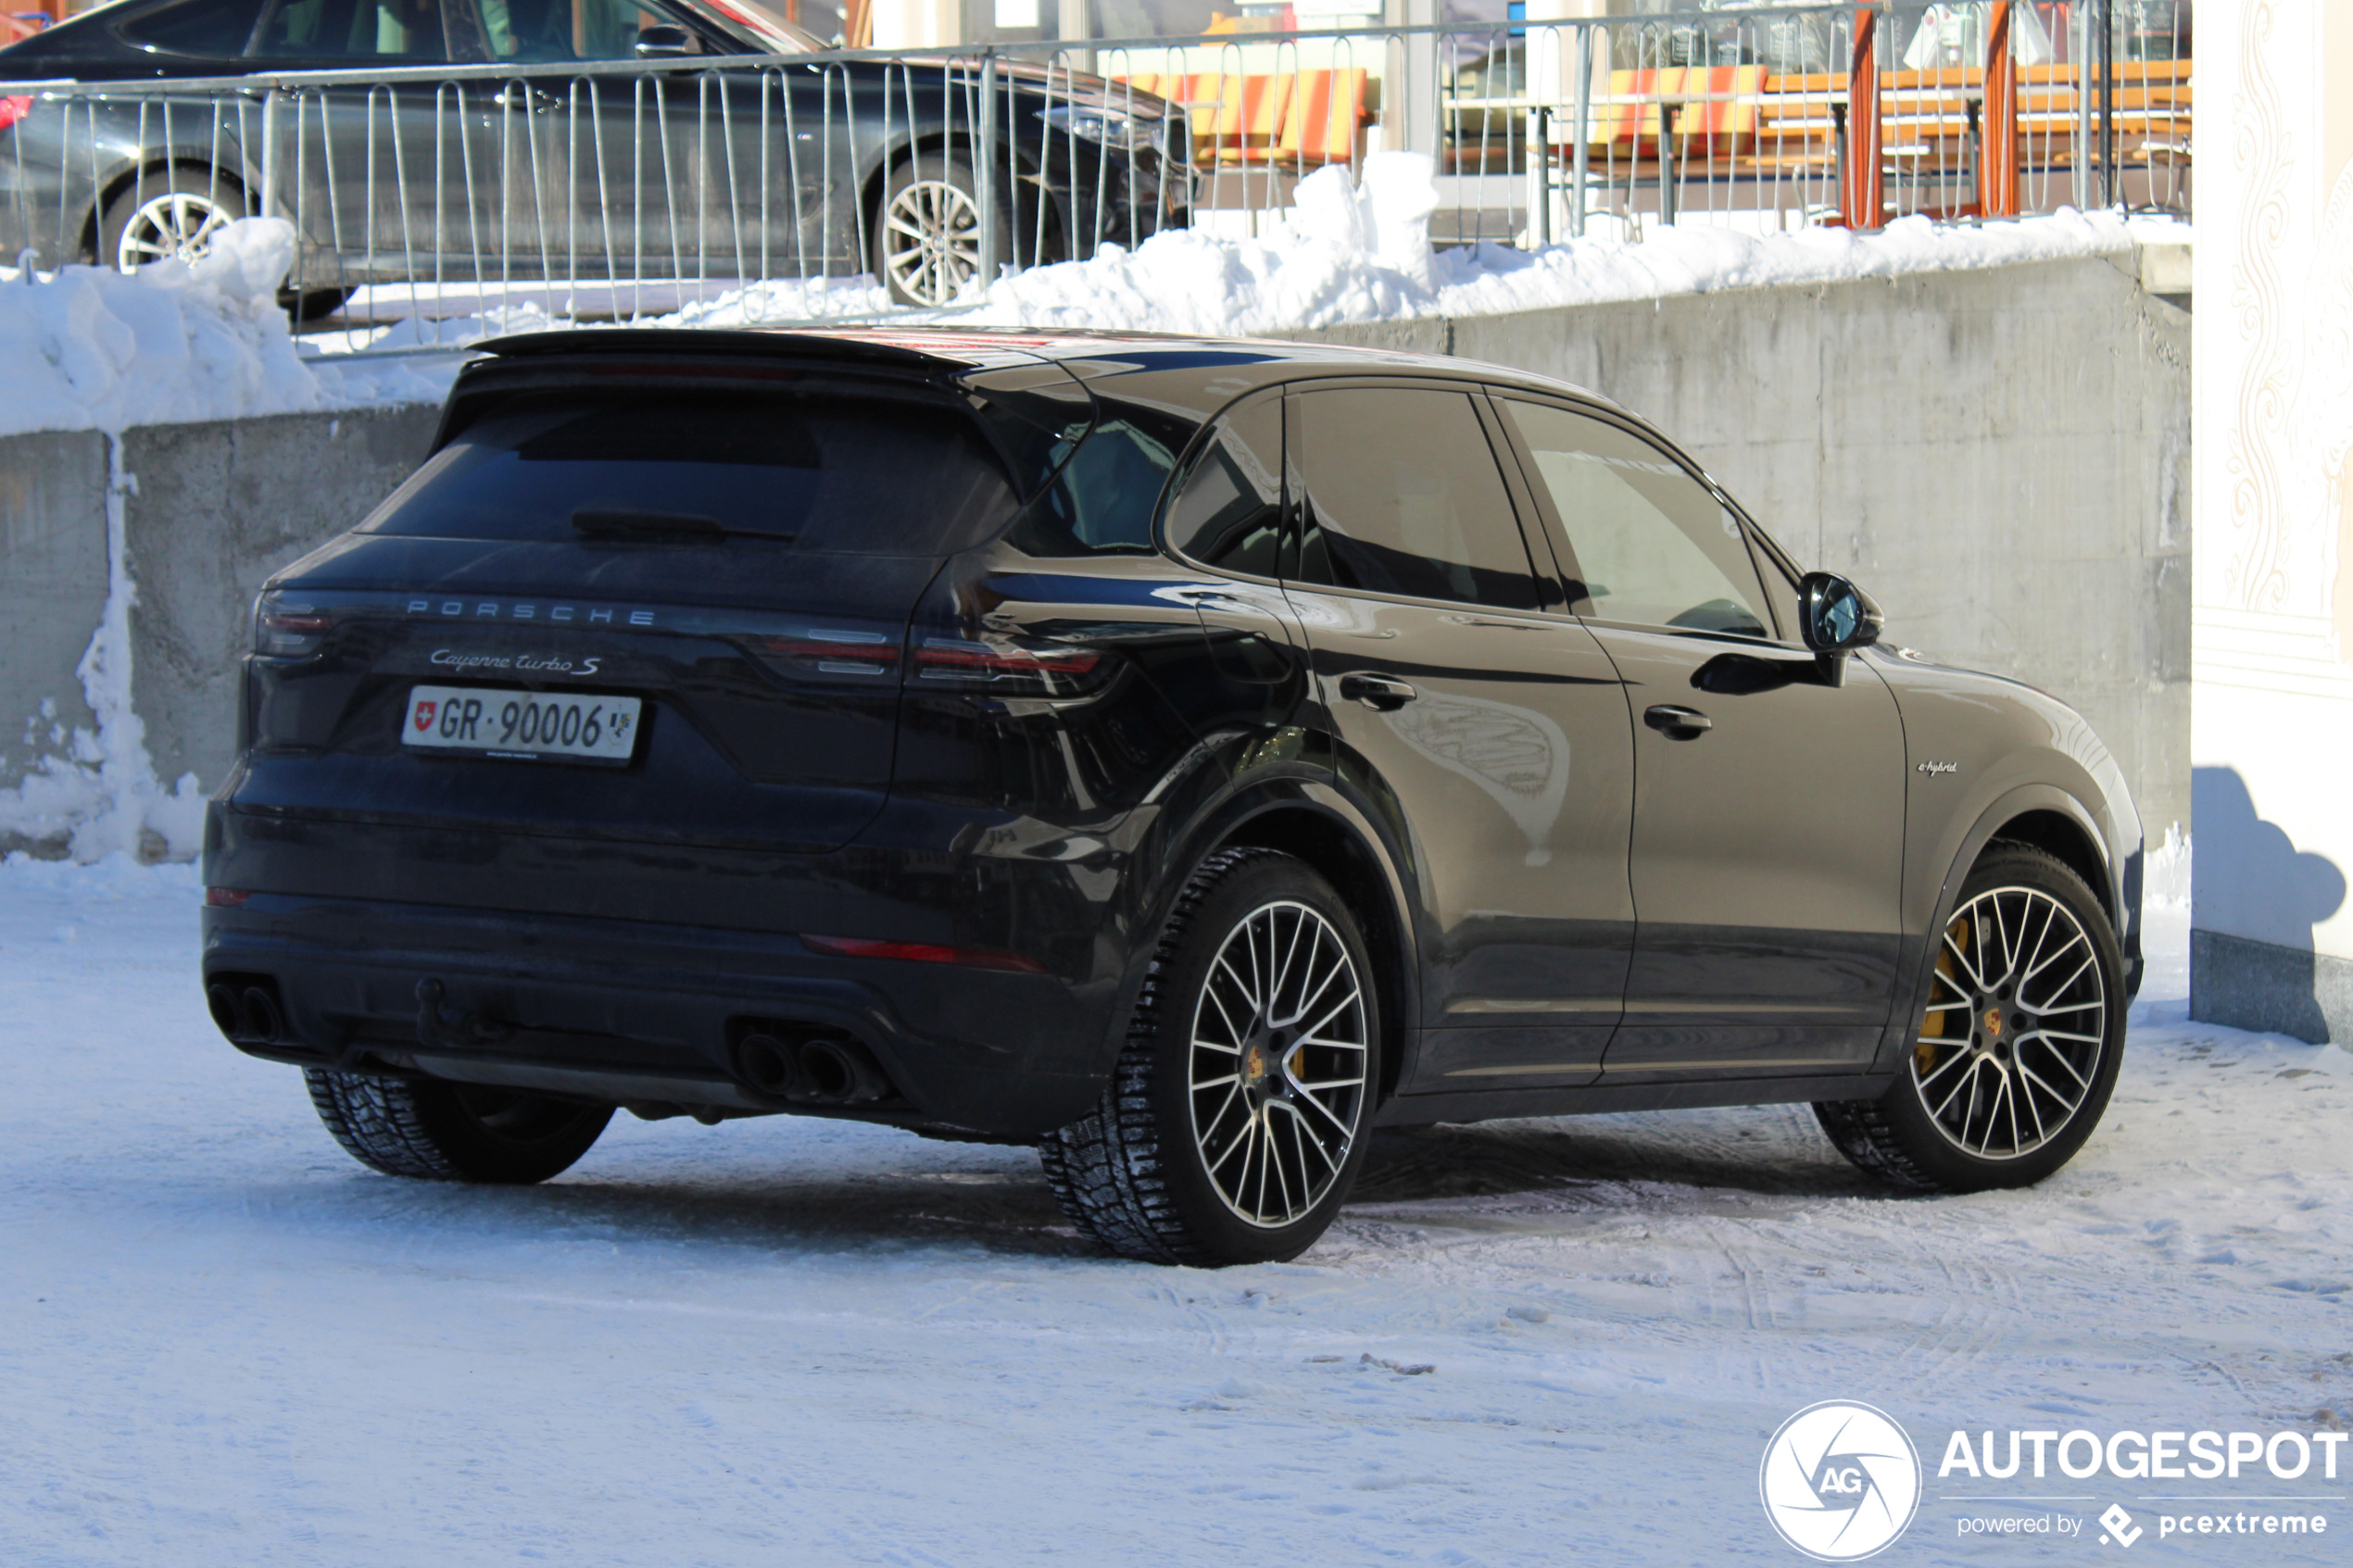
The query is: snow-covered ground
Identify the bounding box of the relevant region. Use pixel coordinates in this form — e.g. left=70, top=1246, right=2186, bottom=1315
left=1, top=856, right=2344, bottom=1565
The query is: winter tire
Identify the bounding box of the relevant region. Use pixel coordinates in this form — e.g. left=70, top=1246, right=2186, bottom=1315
left=1039, top=848, right=1381, bottom=1266
left=304, top=1069, right=612, bottom=1185
left=1815, top=843, right=2125, bottom=1193
left=872, top=154, right=1013, bottom=307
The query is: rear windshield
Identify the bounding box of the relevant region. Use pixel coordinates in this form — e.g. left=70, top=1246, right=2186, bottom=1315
left=364, top=393, right=1019, bottom=555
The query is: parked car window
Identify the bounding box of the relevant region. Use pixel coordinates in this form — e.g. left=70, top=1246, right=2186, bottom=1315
left=1500, top=398, right=1771, bottom=638
left=1164, top=396, right=1283, bottom=578
left=1290, top=387, right=1537, bottom=610
left=251, top=0, right=458, bottom=58
left=480, top=0, right=689, bottom=59
left=118, top=0, right=270, bottom=55
left=362, top=393, right=1018, bottom=555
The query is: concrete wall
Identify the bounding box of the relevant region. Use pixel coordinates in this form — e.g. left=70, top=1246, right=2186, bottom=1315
left=122, top=406, right=444, bottom=792
left=0, top=249, right=2191, bottom=862
left=1306, top=251, right=2195, bottom=839
left=0, top=407, right=441, bottom=855
left=0, top=433, right=109, bottom=792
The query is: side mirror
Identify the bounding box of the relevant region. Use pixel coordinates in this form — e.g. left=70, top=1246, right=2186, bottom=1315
left=1798, top=571, right=1883, bottom=653
left=1797, top=571, right=1882, bottom=687
left=634, top=23, right=695, bottom=56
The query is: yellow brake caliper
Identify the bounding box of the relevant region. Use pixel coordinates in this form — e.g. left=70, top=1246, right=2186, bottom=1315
left=1918, top=915, right=1969, bottom=1075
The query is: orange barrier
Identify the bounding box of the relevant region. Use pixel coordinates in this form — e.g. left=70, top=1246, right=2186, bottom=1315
left=1117, top=67, right=1367, bottom=168
left=1588, top=65, right=1766, bottom=155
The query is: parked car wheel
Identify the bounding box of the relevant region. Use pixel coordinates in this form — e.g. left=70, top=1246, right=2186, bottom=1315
left=101, top=167, right=243, bottom=271
left=873, top=153, right=1013, bottom=307
left=1816, top=843, right=2125, bottom=1193
left=303, top=1068, right=612, bottom=1184
left=1040, top=848, right=1381, bottom=1266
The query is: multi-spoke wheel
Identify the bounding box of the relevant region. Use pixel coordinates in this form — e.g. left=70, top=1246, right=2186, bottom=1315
left=102, top=170, right=241, bottom=271
left=1188, top=899, right=1370, bottom=1228
left=1039, top=848, right=1383, bottom=1265
left=1817, top=843, right=2125, bottom=1192
left=872, top=154, right=1012, bottom=307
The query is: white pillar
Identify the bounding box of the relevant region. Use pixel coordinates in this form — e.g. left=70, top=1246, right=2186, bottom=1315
left=868, top=0, right=962, bottom=50
left=2188, top=0, right=2353, bottom=1040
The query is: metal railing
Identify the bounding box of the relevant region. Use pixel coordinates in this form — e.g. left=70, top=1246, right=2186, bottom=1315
left=0, top=0, right=2189, bottom=335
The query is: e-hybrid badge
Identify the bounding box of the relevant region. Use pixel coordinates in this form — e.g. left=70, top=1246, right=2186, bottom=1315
left=402, top=684, right=641, bottom=765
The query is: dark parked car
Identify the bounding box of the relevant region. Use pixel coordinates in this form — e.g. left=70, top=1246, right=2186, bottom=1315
left=202, top=327, right=2143, bottom=1265
left=0, top=0, right=1185, bottom=306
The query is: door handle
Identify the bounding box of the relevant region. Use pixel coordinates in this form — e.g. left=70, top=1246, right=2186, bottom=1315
left=1643, top=703, right=1712, bottom=739
left=1339, top=673, right=1417, bottom=711
left=493, top=85, right=565, bottom=112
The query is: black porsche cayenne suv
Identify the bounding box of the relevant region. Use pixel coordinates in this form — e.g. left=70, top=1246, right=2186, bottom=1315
left=203, top=326, right=2144, bottom=1265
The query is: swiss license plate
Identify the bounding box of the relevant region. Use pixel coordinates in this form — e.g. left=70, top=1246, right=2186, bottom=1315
left=402, top=684, right=642, bottom=765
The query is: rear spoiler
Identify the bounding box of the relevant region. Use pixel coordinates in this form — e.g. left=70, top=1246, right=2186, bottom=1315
left=432, top=331, right=1101, bottom=503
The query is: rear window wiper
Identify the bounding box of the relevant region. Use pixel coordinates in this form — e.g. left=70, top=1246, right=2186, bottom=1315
left=570, top=508, right=795, bottom=543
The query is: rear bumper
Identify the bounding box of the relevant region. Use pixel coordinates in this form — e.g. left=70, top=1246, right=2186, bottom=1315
left=201, top=892, right=1111, bottom=1139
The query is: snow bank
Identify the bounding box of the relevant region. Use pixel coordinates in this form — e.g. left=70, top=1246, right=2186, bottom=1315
left=0, top=219, right=450, bottom=441
left=670, top=153, right=2187, bottom=337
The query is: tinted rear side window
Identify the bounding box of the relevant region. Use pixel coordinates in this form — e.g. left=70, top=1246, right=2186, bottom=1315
left=1290, top=387, right=1536, bottom=610
left=366, top=393, right=1019, bottom=554
left=1164, top=395, right=1283, bottom=577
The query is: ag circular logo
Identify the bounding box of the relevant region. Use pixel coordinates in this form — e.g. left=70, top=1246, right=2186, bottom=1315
left=1758, top=1400, right=1922, bottom=1561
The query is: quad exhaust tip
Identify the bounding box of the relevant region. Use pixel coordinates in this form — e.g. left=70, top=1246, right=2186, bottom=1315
left=736, top=1030, right=892, bottom=1107
left=208, top=976, right=285, bottom=1045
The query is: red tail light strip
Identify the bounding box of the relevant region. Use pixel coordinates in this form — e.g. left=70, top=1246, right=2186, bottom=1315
left=802, top=934, right=1047, bottom=974
left=914, top=640, right=1102, bottom=679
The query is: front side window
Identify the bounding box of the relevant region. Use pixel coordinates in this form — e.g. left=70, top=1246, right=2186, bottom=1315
left=1163, top=395, right=1282, bottom=578
left=1289, top=386, right=1536, bottom=611
left=477, top=0, right=708, bottom=59
left=1500, top=398, right=1771, bottom=638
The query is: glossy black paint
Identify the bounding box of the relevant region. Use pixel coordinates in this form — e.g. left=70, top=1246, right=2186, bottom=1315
left=201, top=327, right=2144, bottom=1140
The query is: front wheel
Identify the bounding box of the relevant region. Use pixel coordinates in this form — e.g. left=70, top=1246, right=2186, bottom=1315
left=304, top=1069, right=612, bottom=1185
left=1816, top=843, right=2125, bottom=1192
left=872, top=154, right=1013, bottom=307
left=1040, top=848, right=1382, bottom=1266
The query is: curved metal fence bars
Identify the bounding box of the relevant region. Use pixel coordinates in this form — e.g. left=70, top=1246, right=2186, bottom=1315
left=0, top=0, right=2189, bottom=331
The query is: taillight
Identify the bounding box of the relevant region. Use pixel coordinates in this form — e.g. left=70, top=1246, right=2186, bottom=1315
left=803, top=934, right=1047, bottom=974
left=747, top=628, right=900, bottom=679
left=253, top=591, right=335, bottom=657
left=914, top=636, right=1107, bottom=696
left=0, top=98, right=32, bottom=134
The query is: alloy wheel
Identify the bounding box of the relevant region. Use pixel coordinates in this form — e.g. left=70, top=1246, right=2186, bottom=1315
left=115, top=189, right=234, bottom=270
left=880, top=178, right=984, bottom=307
left=1188, top=899, right=1370, bottom=1227
left=1910, top=884, right=2108, bottom=1160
